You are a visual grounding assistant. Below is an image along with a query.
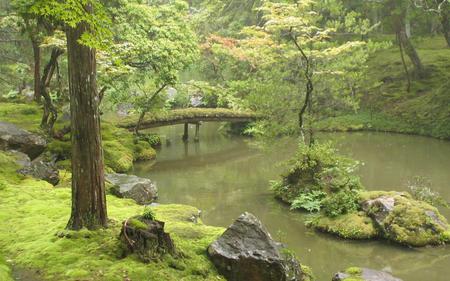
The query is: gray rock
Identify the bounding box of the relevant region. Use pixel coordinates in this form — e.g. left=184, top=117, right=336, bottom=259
left=361, top=196, right=395, bottom=225
left=0, top=121, right=47, bottom=159
left=9, top=150, right=31, bottom=168
left=207, top=212, right=305, bottom=281
left=18, top=155, right=60, bottom=185
left=105, top=173, right=158, bottom=205
left=332, top=268, right=402, bottom=281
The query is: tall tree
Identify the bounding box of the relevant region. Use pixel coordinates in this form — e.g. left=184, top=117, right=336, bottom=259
left=31, top=0, right=111, bottom=230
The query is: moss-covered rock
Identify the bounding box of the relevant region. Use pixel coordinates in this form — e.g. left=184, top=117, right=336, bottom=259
left=308, top=212, right=379, bottom=240
left=120, top=215, right=176, bottom=262
left=361, top=191, right=450, bottom=246
left=332, top=267, right=402, bottom=281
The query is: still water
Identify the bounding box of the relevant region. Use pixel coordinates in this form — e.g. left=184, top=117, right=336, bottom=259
left=133, top=123, right=450, bottom=281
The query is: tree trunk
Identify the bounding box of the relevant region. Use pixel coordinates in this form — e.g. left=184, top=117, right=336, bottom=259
left=441, top=2, right=450, bottom=48
left=31, top=39, right=41, bottom=101
left=391, top=3, right=425, bottom=77
left=65, top=10, right=107, bottom=230
left=40, top=48, right=63, bottom=135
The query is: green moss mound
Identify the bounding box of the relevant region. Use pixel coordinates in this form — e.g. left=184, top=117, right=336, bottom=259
left=0, top=151, right=225, bottom=281
left=361, top=191, right=450, bottom=246
left=308, top=212, right=379, bottom=240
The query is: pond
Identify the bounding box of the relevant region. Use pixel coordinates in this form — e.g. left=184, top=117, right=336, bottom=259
left=133, top=123, right=450, bottom=281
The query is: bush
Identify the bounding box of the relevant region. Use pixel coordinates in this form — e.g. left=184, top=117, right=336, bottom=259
left=408, top=176, right=448, bottom=208
left=273, top=142, right=362, bottom=213
left=321, top=190, right=360, bottom=217
left=290, top=190, right=326, bottom=212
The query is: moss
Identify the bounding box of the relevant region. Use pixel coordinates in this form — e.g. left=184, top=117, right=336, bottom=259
left=116, top=108, right=260, bottom=129
left=360, top=191, right=449, bottom=247
left=134, top=141, right=156, bottom=161
left=47, top=140, right=72, bottom=159
left=103, top=140, right=134, bottom=172
left=127, top=217, right=148, bottom=231
left=0, top=150, right=225, bottom=281
left=300, top=264, right=315, bottom=281
left=0, top=255, right=13, bottom=281
left=0, top=102, right=42, bottom=132
left=316, top=37, right=450, bottom=139
left=309, top=212, right=379, bottom=240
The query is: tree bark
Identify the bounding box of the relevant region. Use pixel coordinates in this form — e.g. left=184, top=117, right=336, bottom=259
left=391, top=2, right=425, bottom=77
left=65, top=7, right=107, bottom=230
left=31, top=38, right=41, bottom=101
left=40, top=48, right=63, bottom=135
left=397, top=32, right=411, bottom=92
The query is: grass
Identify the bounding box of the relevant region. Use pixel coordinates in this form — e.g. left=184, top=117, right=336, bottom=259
left=0, top=150, right=226, bottom=281
left=318, top=36, right=450, bottom=139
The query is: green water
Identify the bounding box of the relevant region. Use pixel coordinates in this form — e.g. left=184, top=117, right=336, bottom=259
left=133, top=123, right=450, bottom=281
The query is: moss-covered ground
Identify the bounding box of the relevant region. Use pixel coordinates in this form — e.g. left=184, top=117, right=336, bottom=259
left=317, top=36, right=450, bottom=139
left=0, top=255, right=13, bottom=281
left=0, top=150, right=226, bottom=281
left=0, top=102, right=156, bottom=173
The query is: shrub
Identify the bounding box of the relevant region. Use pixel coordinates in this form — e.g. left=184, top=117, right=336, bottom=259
left=142, top=207, right=156, bottom=221
left=408, top=176, right=448, bottom=208
left=290, top=190, right=326, bottom=212
left=321, top=190, right=360, bottom=217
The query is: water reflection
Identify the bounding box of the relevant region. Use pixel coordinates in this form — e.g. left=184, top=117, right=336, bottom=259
left=133, top=123, right=450, bottom=281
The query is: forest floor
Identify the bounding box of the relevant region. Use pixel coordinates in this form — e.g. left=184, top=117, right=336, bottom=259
left=0, top=103, right=226, bottom=281
left=316, top=36, right=450, bottom=139
left=0, top=150, right=225, bottom=281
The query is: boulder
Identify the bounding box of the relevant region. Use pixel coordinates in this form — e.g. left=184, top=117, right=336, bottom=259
left=18, top=155, right=60, bottom=185
left=9, top=150, right=31, bottom=168
left=0, top=121, right=46, bottom=159
left=119, top=216, right=176, bottom=262
left=332, top=267, right=402, bottom=281
left=361, top=191, right=450, bottom=246
left=207, top=212, right=308, bottom=281
left=105, top=173, right=158, bottom=205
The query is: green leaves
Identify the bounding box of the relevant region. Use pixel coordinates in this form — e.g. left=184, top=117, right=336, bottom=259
left=28, top=0, right=112, bottom=49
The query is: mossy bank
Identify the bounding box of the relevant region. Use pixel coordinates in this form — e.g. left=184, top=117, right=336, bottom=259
left=0, top=149, right=228, bottom=280
left=0, top=102, right=157, bottom=173
left=316, top=37, right=450, bottom=139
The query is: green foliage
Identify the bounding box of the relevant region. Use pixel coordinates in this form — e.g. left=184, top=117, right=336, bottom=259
left=26, top=0, right=112, bottom=49
left=321, top=190, right=360, bottom=217
left=273, top=142, right=363, bottom=218
left=142, top=207, right=156, bottom=221
left=136, top=133, right=162, bottom=148
left=407, top=176, right=449, bottom=208
left=290, top=190, right=326, bottom=213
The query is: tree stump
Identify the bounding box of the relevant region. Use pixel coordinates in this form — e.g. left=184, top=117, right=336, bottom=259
left=119, top=216, right=176, bottom=262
